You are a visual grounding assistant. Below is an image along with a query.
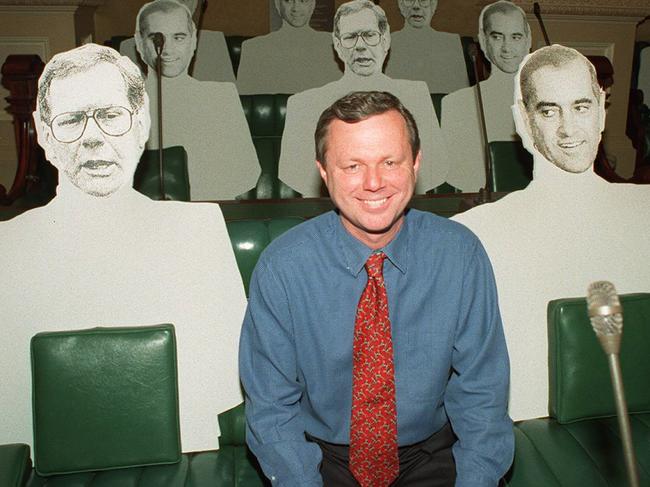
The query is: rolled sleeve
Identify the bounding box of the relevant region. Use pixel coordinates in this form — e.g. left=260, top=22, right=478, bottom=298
left=239, top=259, right=323, bottom=486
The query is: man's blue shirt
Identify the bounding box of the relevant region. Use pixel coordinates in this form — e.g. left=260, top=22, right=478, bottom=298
left=239, top=209, right=513, bottom=486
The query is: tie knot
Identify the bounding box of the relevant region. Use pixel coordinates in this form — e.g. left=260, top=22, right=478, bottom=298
left=365, top=252, right=386, bottom=279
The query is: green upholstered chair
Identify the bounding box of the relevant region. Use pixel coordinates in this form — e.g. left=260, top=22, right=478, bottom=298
left=489, top=141, right=533, bottom=192
left=238, top=94, right=300, bottom=199
left=134, top=146, right=190, bottom=201
left=430, top=93, right=445, bottom=124
left=225, top=35, right=251, bottom=76
left=30, top=324, right=181, bottom=476
left=504, top=293, right=650, bottom=486
left=226, top=217, right=304, bottom=295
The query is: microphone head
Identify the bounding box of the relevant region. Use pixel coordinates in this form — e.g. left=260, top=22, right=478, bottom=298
left=587, top=281, right=623, bottom=354
left=153, top=32, right=165, bottom=54
left=533, top=2, right=541, bottom=16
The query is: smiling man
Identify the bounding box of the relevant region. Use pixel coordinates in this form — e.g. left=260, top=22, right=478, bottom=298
left=452, top=45, right=650, bottom=422
left=385, top=0, right=469, bottom=93
left=442, top=0, right=531, bottom=192
left=1, top=43, right=247, bottom=453
left=241, top=91, right=513, bottom=487
left=279, top=0, right=450, bottom=197
left=518, top=46, right=603, bottom=172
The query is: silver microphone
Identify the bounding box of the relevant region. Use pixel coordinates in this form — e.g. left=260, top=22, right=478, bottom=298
left=586, top=281, right=639, bottom=487
left=587, top=280, right=623, bottom=354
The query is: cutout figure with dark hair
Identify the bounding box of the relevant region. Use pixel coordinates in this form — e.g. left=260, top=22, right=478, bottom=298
left=279, top=0, right=449, bottom=197
left=442, top=0, right=531, bottom=192
left=134, top=0, right=260, bottom=200
left=453, top=44, right=650, bottom=421
left=236, top=0, right=342, bottom=94
left=242, top=90, right=513, bottom=486
left=121, top=0, right=236, bottom=82
left=0, top=43, right=247, bottom=452
left=385, top=0, right=469, bottom=93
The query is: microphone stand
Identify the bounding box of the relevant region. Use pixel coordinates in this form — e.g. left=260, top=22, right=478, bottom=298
left=587, top=282, right=640, bottom=487
left=533, top=2, right=551, bottom=46
left=154, top=33, right=166, bottom=200
left=188, top=0, right=208, bottom=78
left=468, top=43, right=492, bottom=205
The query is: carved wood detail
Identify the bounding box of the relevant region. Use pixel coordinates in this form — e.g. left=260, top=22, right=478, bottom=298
left=1, top=54, right=45, bottom=204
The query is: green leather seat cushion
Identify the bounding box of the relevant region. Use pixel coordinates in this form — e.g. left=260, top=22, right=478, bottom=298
left=31, top=324, right=181, bottom=476
left=505, top=415, right=650, bottom=486
left=548, top=293, right=650, bottom=423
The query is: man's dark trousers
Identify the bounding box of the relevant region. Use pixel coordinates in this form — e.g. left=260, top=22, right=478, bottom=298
left=310, top=422, right=456, bottom=486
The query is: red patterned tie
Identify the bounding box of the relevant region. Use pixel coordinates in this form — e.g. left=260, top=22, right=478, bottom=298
left=350, top=252, right=399, bottom=487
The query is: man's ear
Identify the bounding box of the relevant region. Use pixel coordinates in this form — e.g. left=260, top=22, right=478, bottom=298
left=333, top=33, right=344, bottom=61
left=413, top=149, right=422, bottom=179
left=381, top=31, right=391, bottom=52
left=33, top=109, right=61, bottom=169
left=598, top=89, right=606, bottom=134
left=135, top=31, right=144, bottom=58
left=316, top=159, right=328, bottom=185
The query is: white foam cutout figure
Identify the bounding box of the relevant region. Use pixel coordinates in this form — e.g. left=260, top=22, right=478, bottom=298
left=385, top=0, right=469, bottom=94
left=279, top=0, right=449, bottom=197
left=236, top=0, right=342, bottom=94
left=442, top=0, right=531, bottom=192
left=121, top=0, right=236, bottom=83
left=453, top=44, right=650, bottom=421
left=135, top=0, right=260, bottom=200
left=0, top=44, right=247, bottom=451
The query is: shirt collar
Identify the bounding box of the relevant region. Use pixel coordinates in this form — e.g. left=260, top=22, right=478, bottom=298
left=333, top=210, right=410, bottom=277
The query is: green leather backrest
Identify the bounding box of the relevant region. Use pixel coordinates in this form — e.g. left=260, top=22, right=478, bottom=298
left=548, top=293, right=650, bottom=423
left=134, top=146, right=190, bottom=201
left=225, top=35, right=251, bottom=76
left=31, top=324, right=181, bottom=476
left=226, top=217, right=304, bottom=296
left=489, top=141, right=533, bottom=192
left=430, top=93, right=445, bottom=123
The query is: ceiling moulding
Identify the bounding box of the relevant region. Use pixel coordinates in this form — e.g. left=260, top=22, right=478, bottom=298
left=491, top=0, right=650, bottom=18
left=0, top=0, right=105, bottom=6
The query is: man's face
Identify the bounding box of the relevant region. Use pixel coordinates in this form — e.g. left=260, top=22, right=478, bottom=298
left=137, top=7, right=195, bottom=77
left=483, top=10, right=529, bottom=74
left=37, top=63, right=148, bottom=197
left=317, top=110, right=420, bottom=249
left=334, top=9, right=389, bottom=77
left=398, top=0, right=437, bottom=29
left=276, top=0, right=316, bottom=28
left=522, top=60, right=604, bottom=173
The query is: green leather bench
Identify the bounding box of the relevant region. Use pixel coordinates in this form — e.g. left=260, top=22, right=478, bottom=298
left=505, top=292, right=650, bottom=486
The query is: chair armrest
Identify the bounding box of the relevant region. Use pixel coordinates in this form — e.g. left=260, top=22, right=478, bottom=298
left=0, top=444, right=31, bottom=487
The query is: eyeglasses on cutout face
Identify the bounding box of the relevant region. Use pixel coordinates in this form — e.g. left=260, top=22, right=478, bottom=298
left=49, top=106, right=133, bottom=143
left=402, top=0, right=431, bottom=7
left=339, top=30, right=381, bottom=49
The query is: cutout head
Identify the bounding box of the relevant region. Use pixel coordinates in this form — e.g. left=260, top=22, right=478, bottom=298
left=397, top=0, right=437, bottom=29
left=515, top=45, right=606, bottom=173
left=135, top=0, right=197, bottom=78
left=274, top=0, right=316, bottom=28
left=333, top=0, right=391, bottom=77
left=478, top=1, right=531, bottom=74
left=315, top=91, right=421, bottom=249
left=34, top=44, right=150, bottom=198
